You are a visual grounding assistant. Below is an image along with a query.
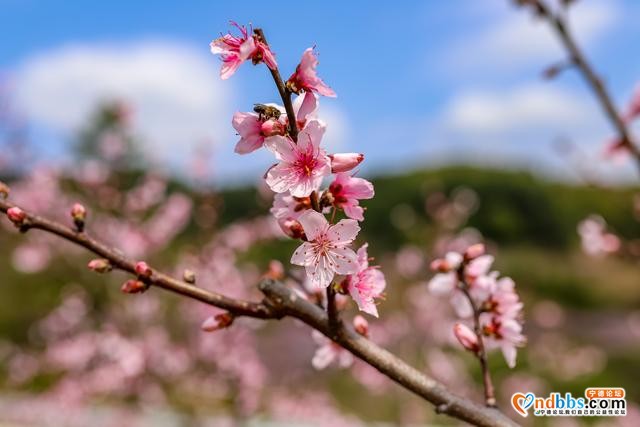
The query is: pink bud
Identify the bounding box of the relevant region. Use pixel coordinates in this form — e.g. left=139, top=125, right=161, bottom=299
left=70, top=203, right=87, bottom=232
left=260, top=119, right=285, bottom=137
left=121, top=279, right=147, bottom=294
left=329, top=153, right=364, bottom=173
left=278, top=218, right=305, bottom=239
left=353, top=315, right=369, bottom=337
left=88, top=258, right=112, bottom=273
left=7, top=207, right=26, bottom=226
left=201, top=312, right=234, bottom=332
left=429, top=259, right=450, bottom=273
left=453, top=323, right=479, bottom=353
left=135, top=261, right=152, bottom=277
left=464, top=243, right=485, bottom=261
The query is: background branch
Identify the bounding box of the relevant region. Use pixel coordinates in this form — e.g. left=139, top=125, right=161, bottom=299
left=530, top=0, right=640, bottom=172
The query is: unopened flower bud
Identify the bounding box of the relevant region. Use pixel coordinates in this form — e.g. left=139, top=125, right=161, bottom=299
left=278, top=218, right=305, bottom=240
left=201, top=312, right=234, bottom=332
left=464, top=244, right=485, bottom=261
left=7, top=207, right=26, bottom=227
left=183, top=269, right=196, bottom=284
left=260, top=119, right=285, bottom=136
left=329, top=153, right=364, bottom=173
left=121, top=279, right=147, bottom=294
left=429, top=259, right=450, bottom=273
left=353, top=315, right=369, bottom=337
left=88, top=258, right=112, bottom=273
left=70, top=203, right=87, bottom=232
left=135, top=261, right=152, bottom=278
left=0, top=181, right=9, bottom=199
left=453, top=323, right=479, bottom=353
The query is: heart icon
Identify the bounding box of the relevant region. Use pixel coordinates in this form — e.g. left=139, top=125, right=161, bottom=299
left=511, top=392, right=535, bottom=417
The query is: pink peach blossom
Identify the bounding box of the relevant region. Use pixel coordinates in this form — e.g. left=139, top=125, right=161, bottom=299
left=577, top=215, right=621, bottom=256
left=346, top=244, right=386, bottom=317
left=480, top=314, right=526, bottom=368
left=311, top=330, right=353, bottom=370
left=291, top=210, right=359, bottom=288
left=270, top=192, right=311, bottom=238
left=287, top=48, right=336, bottom=97
left=328, top=173, right=374, bottom=221
left=210, top=22, right=276, bottom=80
left=264, top=120, right=331, bottom=197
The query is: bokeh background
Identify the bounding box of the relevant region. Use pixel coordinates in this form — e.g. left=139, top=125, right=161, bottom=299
left=0, top=0, right=639, bottom=426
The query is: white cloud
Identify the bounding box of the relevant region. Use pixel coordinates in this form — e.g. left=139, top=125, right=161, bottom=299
left=440, top=0, right=618, bottom=75
left=443, top=84, right=592, bottom=135
left=12, top=41, right=229, bottom=168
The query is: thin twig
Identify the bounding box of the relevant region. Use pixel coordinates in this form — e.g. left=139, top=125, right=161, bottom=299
left=531, top=0, right=640, bottom=173
left=458, top=270, right=496, bottom=407
left=253, top=28, right=299, bottom=141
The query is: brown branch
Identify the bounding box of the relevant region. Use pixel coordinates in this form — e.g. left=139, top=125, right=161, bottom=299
left=253, top=28, right=299, bottom=141
left=528, top=0, right=640, bottom=173
left=0, top=198, right=518, bottom=426
left=260, top=279, right=518, bottom=427
left=326, top=285, right=340, bottom=336
left=0, top=199, right=278, bottom=319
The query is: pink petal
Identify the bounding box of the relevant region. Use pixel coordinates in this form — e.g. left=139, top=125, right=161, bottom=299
left=451, top=291, right=473, bottom=318
left=265, top=163, right=296, bottom=194
left=312, top=344, right=336, bottom=370
left=297, top=210, right=329, bottom=241
left=427, top=273, right=455, bottom=295
left=342, top=203, right=365, bottom=221
left=294, top=92, right=318, bottom=122
left=234, top=134, right=264, bottom=154
left=264, top=135, right=297, bottom=162
left=356, top=243, right=369, bottom=270
left=501, top=344, right=517, bottom=368
left=306, top=263, right=335, bottom=288
left=330, top=246, right=359, bottom=275
left=327, top=219, right=360, bottom=245
left=297, top=120, right=325, bottom=152
left=291, top=242, right=315, bottom=267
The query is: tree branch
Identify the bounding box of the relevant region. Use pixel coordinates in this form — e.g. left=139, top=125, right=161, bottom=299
left=530, top=0, right=640, bottom=173
left=0, top=199, right=278, bottom=319
left=0, top=198, right=519, bottom=427
left=253, top=28, right=299, bottom=141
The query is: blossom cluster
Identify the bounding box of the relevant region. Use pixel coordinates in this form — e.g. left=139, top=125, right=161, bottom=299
left=211, top=23, right=386, bottom=320
left=428, top=244, right=526, bottom=368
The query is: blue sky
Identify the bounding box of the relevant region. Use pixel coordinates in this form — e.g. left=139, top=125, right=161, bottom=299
left=2, top=0, right=640, bottom=184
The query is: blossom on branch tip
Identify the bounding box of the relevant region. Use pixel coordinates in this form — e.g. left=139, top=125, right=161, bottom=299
left=291, top=210, right=359, bottom=288
left=453, top=323, right=479, bottom=353
left=311, top=330, right=353, bottom=370
left=287, top=48, right=336, bottom=97
left=329, top=153, right=364, bottom=173
left=264, top=120, right=331, bottom=197
left=328, top=173, right=374, bottom=221
left=210, top=22, right=277, bottom=80
left=88, top=259, right=112, bottom=274
left=345, top=244, right=386, bottom=317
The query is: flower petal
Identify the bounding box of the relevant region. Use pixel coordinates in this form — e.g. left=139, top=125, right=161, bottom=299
left=297, top=210, right=329, bottom=241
